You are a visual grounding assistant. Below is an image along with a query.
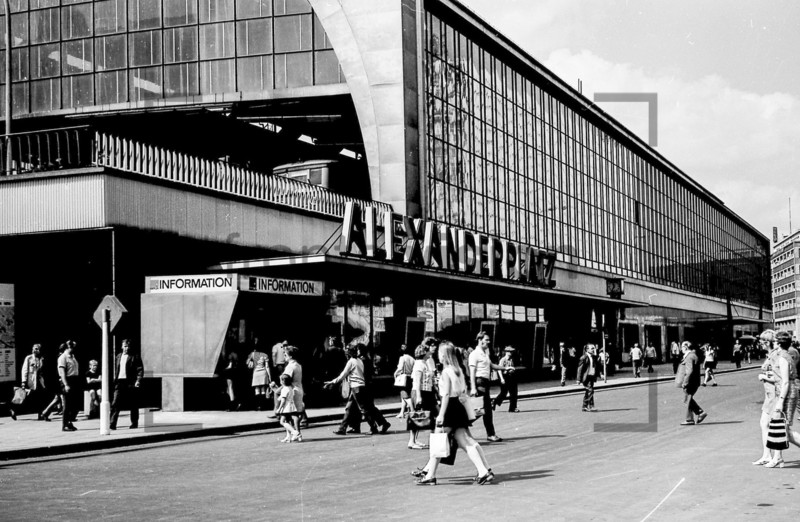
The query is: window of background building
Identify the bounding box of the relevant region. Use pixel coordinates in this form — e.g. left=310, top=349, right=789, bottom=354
left=274, top=14, right=311, bottom=53
left=96, top=69, right=127, bottom=104
left=95, top=0, right=126, bottom=35
left=236, top=0, right=271, bottom=19
left=274, top=52, right=311, bottom=88
left=30, top=7, right=59, bottom=44
left=129, top=66, right=162, bottom=101
left=129, top=0, right=162, bottom=31
left=200, top=0, right=235, bottom=23
left=129, top=30, right=162, bottom=66
left=200, top=21, right=234, bottom=59
left=61, top=3, right=92, bottom=40
left=62, top=38, right=93, bottom=74
left=165, top=0, right=198, bottom=26
left=31, top=43, right=60, bottom=78
left=274, top=0, right=311, bottom=16
left=95, top=34, right=127, bottom=70
left=164, top=26, right=198, bottom=62
left=199, top=58, right=233, bottom=93
left=236, top=17, right=271, bottom=55
left=237, top=55, right=271, bottom=92
left=31, top=77, right=60, bottom=111
left=164, top=62, right=197, bottom=97
left=62, top=73, right=93, bottom=107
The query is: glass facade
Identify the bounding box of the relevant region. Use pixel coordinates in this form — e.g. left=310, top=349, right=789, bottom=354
left=423, top=9, right=769, bottom=307
left=0, top=0, right=344, bottom=116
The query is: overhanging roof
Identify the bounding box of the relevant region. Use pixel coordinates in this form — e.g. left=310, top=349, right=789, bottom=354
left=210, top=254, right=650, bottom=309
left=695, top=317, right=772, bottom=325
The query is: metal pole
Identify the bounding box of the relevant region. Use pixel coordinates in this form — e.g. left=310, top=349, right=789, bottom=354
left=3, top=0, right=12, bottom=174
left=602, top=313, right=608, bottom=383
left=100, top=308, right=111, bottom=435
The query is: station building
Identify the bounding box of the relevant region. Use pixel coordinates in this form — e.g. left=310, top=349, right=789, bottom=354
left=771, top=230, right=800, bottom=334
left=0, top=0, right=770, bottom=409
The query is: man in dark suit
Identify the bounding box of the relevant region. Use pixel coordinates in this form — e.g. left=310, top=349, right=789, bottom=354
left=577, top=344, right=599, bottom=412
left=677, top=341, right=707, bottom=425
left=110, top=339, right=144, bottom=430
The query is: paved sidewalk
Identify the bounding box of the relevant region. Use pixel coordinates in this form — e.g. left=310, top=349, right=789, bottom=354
left=0, top=361, right=758, bottom=461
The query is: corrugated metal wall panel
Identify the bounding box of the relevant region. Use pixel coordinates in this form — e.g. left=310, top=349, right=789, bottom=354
left=0, top=176, right=106, bottom=234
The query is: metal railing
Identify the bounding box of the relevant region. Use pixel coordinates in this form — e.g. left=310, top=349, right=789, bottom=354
left=0, top=127, right=392, bottom=219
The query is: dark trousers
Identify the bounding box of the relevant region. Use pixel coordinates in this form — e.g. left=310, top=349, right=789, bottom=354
left=493, top=379, right=518, bottom=411
left=338, top=386, right=387, bottom=432
left=476, top=377, right=496, bottom=437
left=61, top=376, right=81, bottom=427
left=632, top=360, right=642, bottom=377
left=110, top=380, right=139, bottom=427
left=683, top=389, right=703, bottom=421
left=582, top=380, right=595, bottom=409
left=672, top=358, right=680, bottom=374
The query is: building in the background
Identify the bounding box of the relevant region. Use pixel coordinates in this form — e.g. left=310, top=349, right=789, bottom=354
left=0, top=0, right=770, bottom=409
left=772, top=230, right=800, bottom=334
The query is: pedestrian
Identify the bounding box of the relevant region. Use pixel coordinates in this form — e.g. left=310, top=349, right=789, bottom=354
left=644, top=342, right=657, bottom=373
left=57, top=340, right=81, bottom=432
left=40, top=343, right=68, bottom=422
left=326, top=344, right=391, bottom=436
left=19, top=343, right=46, bottom=415
left=110, top=339, right=144, bottom=430
left=282, top=345, right=308, bottom=428
left=273, top=373, right=303, bottom=443
left=754, top=330, right=778, bottom=465
left=577, top=344, right=599, bottom=412
left=670, top=342, right=682, bottom=374
left=414, top=341, right=494, bottom=486
left=630, top=343, right=643, bottom=378
left=492, top=346, right=518, bottom=412
left=222, top=338, right=241, bottom=411
left=469, top=331, right=513, bottom=442
left=394, top=344, right=415, bottom=419
left=677, top=341, right=707, bottom=426
left=246, top=343, right=271, bottom=411
left=407, top=344, right=436, bottom=450
left=702, top=344, right=718, bottom=386
left=85, top=359, right=102, bottom=419
left=272, top=340, right=288, bottom=376
left=758, top=331, right=800, bottom=468
left=733, top=341, right=743, bottom=369
left=597, top=348, right=609, bottom=380
left=558, top=342, right=568, bottom=386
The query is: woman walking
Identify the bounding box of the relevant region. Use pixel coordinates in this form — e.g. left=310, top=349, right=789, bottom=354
left=757, top=331, right=800, bottom=468
left=415, top=341, right=494, bottom=486
left=246, top=344, right=271, bottom=411
left=702, top=344, right=718, bottom=387
left=326, top=344, right=390, bottom=436
left=394, top=344, right=415, bottom=419
left=407, top=344, right=437, bottom=449
left=753, top=330, right=778, bottom=465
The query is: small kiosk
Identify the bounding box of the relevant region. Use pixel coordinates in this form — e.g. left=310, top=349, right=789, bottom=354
left=141, top=273, right=325, bottom=411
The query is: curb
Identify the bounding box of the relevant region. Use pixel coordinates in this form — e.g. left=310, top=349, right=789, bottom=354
left=0, top=365, right=758, bottom=461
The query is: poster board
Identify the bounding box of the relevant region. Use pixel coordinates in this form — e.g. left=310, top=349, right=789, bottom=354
left=0, top=284, right=15, bottom=383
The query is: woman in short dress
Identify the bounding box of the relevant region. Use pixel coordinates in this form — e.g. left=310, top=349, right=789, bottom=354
left=702, top=344, right=718, bottom=386
left=246, top=346, right=271, bottom=411
left=394, top=344, right=415, bottom=418
left=758, top=331, right=800, bottom=468
left=415, top=341, right=494, bottom=486
left=753, top=330, right=778, bottom=465
left=407, top=344, right=438, bottom=449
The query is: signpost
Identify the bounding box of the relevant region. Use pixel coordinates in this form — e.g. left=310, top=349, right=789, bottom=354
left=93, top=296, right=127, bottom=435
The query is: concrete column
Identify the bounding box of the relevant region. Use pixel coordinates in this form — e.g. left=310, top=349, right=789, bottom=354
left=161, top=376, right=185, bottom=412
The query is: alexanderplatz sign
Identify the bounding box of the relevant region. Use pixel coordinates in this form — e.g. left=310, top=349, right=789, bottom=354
left=340, top=202, right=557, bottom=289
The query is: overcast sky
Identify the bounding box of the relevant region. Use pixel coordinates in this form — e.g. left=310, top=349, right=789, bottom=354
left=459, top=0, right=800, bottom=242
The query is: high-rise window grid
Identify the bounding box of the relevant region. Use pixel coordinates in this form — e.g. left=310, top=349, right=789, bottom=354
left=423, top=11, right=768, bottom=306
left=0, top=0, right=344, bottom=114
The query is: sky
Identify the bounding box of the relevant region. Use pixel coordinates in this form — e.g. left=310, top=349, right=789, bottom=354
left=459, top=0, right=800, bottom=242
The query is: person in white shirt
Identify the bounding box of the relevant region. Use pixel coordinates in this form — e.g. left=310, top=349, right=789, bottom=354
left=57, top=340, right=81, bottom=432
left=469, top=331, right=513, bottom=443
left=630, top=343, right=643, bottom=378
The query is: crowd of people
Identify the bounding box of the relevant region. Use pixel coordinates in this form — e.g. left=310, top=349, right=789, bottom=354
left=4, top=339, right=144, bottom=431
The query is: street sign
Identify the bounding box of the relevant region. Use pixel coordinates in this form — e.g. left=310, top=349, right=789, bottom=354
left=93, top=295, right=127, bottom=331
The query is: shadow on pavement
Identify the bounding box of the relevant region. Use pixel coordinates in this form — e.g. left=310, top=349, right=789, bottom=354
left=594, top=408, right=636, bottom=413
left=694, top=420, right=744, bottom=426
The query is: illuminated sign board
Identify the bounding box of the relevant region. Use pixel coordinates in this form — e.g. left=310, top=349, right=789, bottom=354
left=340, top=202, right=557, bottom=288
left=146, top=274, right=324, bottom=296
left=241, top=276, right=324, bottom=296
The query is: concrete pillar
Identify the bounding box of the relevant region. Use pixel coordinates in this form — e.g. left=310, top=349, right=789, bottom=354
left=161, top=376, right=184, bottom=412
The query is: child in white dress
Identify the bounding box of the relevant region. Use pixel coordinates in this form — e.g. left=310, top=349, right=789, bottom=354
left=273, top=374, right=302, bottom=442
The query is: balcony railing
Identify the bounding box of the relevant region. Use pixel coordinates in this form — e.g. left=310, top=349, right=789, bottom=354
left=0, top=126, right=392, bottom=219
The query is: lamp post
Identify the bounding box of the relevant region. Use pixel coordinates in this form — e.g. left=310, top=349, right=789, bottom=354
left=3, top=0, right=11, bottom=174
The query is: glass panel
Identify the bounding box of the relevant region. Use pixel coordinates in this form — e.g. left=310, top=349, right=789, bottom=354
left=199, top=58, right=234, bottom=93
left=31, top=78, right=60, bottom=112
left=236, top=0, right=271, bottom=19
left=0, top=48, right=29, bottom=82
left=95, top=34, right=127, bottom=70
left=236, top=55, right=271, bottom=91
left=129, top=65, right=163, bottom=101
left=347, top=291, right=372, bottom=347
left=200, top=22, right=235, bottom=59
left=164, top=62, right=198, bottom=97
left=61, top=3, right=92, bottom=40
left=164, top=26, right=198, bottom=63
left=96, top=70, right=127, bottom=104
left=314, top=49, right=340, bottom=85
left=313, top=14, right=331, bottom=49
left=62, top=73, right=93, bottom=107
left=62, top=38, right=93, bottom=74
left=274, top=52, right=311, bottom=88
left=273, top=14, right=311, bottom=53
left=30, top=43, right=60, bottom=79
left=236, top=18, right=271, bottom=56
left=199, top=0, right=235, bottom=22
left=95, top=0, right=126, bottom=35
left=129, top=30, right=162, bottom=66
left=435, top=299, right=453, bottom=333
left=417, top=299, right=435, bottom=338
left=30, top=7, right=59, bottom=44
left=470, top=303, right=485, bottom=320
left=164, top=0, right=198, bottom=27
left=129, top=0, right=162, bottom=31
left=274, top=0, right=311, bottom=15
left=454, top=301, right=470, bottom=324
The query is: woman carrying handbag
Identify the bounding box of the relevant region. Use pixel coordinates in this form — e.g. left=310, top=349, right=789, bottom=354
left=757, top=331, right=800, bottom=468
left=394, top=344, right=415, bottom=419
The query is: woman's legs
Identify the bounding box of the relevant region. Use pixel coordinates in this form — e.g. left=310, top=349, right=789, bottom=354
left=754, top=412, right=772, bottom=462
left=454, top=428, right=489, bottom=477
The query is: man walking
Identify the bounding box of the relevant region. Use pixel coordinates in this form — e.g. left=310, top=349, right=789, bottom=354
left=110, top=339, right=144, bottom=430
left=470, top=331, right=513, bottom=442
left=630, top=343, right=643, bottom=378
left=558, top=342, right=569, bottom=386
left=577, top=344, right=599, bottom=412
left=677, top=341, right=707, bottom=426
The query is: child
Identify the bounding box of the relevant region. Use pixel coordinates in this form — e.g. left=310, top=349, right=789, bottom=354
left=273, top=374, right=302, bottom=442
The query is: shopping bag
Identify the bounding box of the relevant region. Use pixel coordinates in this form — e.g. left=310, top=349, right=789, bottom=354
left=407, top=410, right=432, bottom=430
left=429, top=432, right=450, bottom=458
left=766, top=413, right=790, bottom=450
left=11, top=387, right=28, bottom=406
left=393, top=374, right=408, bottom=387
left=458, top=395, right=476, bottom=421
left=469, top=396, right=485, bottom=418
